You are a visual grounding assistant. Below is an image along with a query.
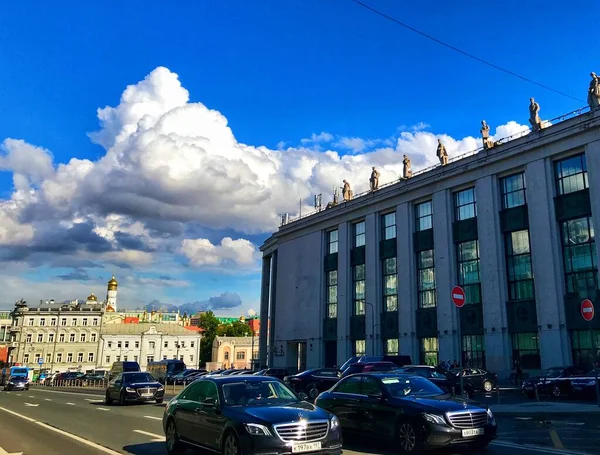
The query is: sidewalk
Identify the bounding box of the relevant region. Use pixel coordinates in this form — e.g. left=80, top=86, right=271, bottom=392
left=491, top=401, right=600, bottom=417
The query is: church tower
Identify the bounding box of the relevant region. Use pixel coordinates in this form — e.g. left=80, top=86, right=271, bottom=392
left=106, top=274, right=118, bottom=312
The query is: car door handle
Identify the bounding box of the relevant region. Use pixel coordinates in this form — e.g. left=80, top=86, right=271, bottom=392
left=194, top=407, right=205, bottom=414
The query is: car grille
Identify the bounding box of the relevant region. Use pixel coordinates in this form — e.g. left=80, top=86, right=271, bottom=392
left=446, top=410, right=488, bottom=428
left=273, top=420, right=329, bottom=442
left=137, top=388, right=157, bottom=396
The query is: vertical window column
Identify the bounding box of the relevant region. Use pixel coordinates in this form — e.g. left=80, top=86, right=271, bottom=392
left=350, top=221, right=366, bottom=356
left=414, top=200, right=438, bottom=365
left=380, top=212, right=398, bottom=354
left=323, top=229, right=339, bottom=367
left=453, top=188, right=485, bottom=368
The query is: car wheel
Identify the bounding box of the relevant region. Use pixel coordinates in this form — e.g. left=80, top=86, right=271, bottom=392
left=483, top=380, right=493, bottom=392
left=396, top=421, right=421, bottom=453
left=222, top=432, right=240, bottom=455
left=166, top=419, right=185, bottom=455
left=119, top=391, right=127, bottom=406
left=552, top=385, right=561, bottom=397
left=156, top=399, right=163, bottom=404
left=105, top=391, right=113, bottom=405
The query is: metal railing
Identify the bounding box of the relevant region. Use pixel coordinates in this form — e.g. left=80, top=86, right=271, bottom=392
left=281, top=105, right=591, bottom=227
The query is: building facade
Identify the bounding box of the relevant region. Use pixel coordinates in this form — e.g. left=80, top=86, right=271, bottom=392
left=260, top=108, right=600, bottom=377
left=98, top=324, right=202, bottom=370
left=211, top=336, right=259, bottom=370
left=9, top=300, right=104, bottom=372
left=0, top=310, right=12, bottom=365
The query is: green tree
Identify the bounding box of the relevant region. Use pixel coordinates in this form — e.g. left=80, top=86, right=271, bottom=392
left=198, top=311, right=220, bottom=364
left=217, top=320, right=253, bottom=337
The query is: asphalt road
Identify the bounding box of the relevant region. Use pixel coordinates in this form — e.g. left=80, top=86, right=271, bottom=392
left=1, top=387, right=598, bottom=455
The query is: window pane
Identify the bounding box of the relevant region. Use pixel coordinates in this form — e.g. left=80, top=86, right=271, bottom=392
left=385, top=295, right=398, bottom=312
left=384, top=257, right=397, bottom=274
left=354, top=264, right=365, bottom=281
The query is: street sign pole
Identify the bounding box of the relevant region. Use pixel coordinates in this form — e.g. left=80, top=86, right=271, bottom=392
left=581, top=299, right=599, bottom=408
left=451, top=286, right=466, bottom=398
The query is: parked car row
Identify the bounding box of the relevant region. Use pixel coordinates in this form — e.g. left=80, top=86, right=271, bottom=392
left=522, top=366, right=599, bottom=399
left=161, top=371, right=497, bottom=455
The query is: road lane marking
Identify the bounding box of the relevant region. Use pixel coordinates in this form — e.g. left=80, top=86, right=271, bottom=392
left=96, top=407, right=110, bottom=411
left=27, top=388, right=103, bottom=398
left=133, top=429, right=165, bottom=441
left=44, top=399, right=52, bottom=401
left=0, top=405, right=122, bottom=455
left=65, top=402, right=76, bottom=406
left=492, top=440, right=589, bottom=454
left=144, top=415, right=162, bottom=421
left=24, top=403, right=39, bottom=407
left=0, top=446, right=23, bottom=455
left=28, top=396, right=35, bottom=398
left=549, top=429, right=565, bottom=450
left=514, top=417, right=532, bottom=420
left=15, top=394, right=21, bottom=396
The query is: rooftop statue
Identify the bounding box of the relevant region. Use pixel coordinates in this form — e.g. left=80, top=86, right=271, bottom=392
left=403, top=155, right=412, bottom=179
left=588, top=72, right=600, bottom=110
left=480, top=120, right=494, bottom=149
left=369, top=167, right=380, bottom=191
left=529, top=98, right=544, bottom=132
left=436, top=139, right=448, bottom=166
left=342, top=179, right=353, bottom=201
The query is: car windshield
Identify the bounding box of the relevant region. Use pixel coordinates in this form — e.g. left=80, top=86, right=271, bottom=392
left=586, top=369, right=600, bottom=376
left=541, top=368, right=564, bottom=378
left=383, top=376, right=444, bottom=398
left=222, top=380, right=298, bottom=407
left=10, top=376, right=26, bottom=381
left=12, top=368, right=27, bottom=375
left=123, top=373, right=154, bottom=383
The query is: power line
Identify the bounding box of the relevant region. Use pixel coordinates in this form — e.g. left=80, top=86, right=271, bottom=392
left=350, top=0, right=583, bottom=102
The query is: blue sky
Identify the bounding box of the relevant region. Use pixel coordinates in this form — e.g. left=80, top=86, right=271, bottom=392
left=0, top=1, right=598, bottom=314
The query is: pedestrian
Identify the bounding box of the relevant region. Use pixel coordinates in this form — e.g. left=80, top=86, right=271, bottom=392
left=515, top=359, right=523, bottom=386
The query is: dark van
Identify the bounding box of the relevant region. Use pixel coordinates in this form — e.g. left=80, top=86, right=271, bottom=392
left=109, top=361, right=140, bottom=380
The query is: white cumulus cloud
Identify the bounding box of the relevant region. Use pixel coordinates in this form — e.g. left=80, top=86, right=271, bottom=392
left=179, top=237, right=258, bottom=269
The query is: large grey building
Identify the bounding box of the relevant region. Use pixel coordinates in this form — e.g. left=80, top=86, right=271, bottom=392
left=259, top=107, right=600, bottom=377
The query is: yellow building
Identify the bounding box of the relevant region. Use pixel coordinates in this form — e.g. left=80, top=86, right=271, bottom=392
left=210, top=336, right=259, bottom=370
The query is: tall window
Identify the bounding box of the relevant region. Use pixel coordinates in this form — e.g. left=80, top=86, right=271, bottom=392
left=415, top=201, right=433, bottom=231
left=571, top=330, right=600, bottom=369
left=463, top=335, right=485, bottom=368
left=500, top=173, right=526, bottom=209
left=384, top=339, right=399, bottom=355
left=354, top=340, right=366, bottom=356
left=555, top=154, right=588, bottom=195
left=457, top=240, right=481, bottom=305
left=353, top=221, right=366, bottom=247
left=383, top=258, right=398, bottom=312
left=353, top=264, right=366, bottom=315
left=417, top=250, right=436, bottom=308
left=561, top=216, right=597, bottom=296
left=511, top=332, right=541, bottom=369
left=381, top=212, right=396, bottom=239
left=420, top=337, right=438, bottom=366
left=454, top=188, right=477, bottom=221
left=327, top=230, right=338, bottom=254
left=326, top=271, right=338, bottom=318
left=505, top=230, right=535, bottom=300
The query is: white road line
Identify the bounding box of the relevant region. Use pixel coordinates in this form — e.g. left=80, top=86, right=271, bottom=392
left=0, top=445, right=23, bottom=455
left=514, top=417, right=533, bottom=420
left=28, top=396, right=35, bottom=398
left=15, top=394, right=21, bottom=396
left=65, top=402, right=75, bottom=406
left=44, top=399, right=52, bottom=401
left=133, top=429, right=165, bottom=441
left=144, top=415, right=162, bottom=421
left=492, top=440, right=591, bottom=455
left=27, top=388, right=103, bottom=398
left=566, top=422, right=585, bottom=426
left=96, top=408, right=110, bottom=411
left=24, top=403, right=39, bottom=407
left=0, top=405, right=121, bottom=455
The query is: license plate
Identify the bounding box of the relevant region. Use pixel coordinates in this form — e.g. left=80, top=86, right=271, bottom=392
left=573, top=386, right=582, bottom=390
left=292, top=442, right=322, bottom=453
left=462, top=428, right=484, bottom=437
left=142, top=393, right=153, bottom=397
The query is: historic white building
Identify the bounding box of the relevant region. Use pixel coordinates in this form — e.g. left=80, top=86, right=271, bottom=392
left=260, top=106, right=600, bottom=378
left=210, top=336, right=259, bottom=370
left=98, top=324, right=202, bottom=370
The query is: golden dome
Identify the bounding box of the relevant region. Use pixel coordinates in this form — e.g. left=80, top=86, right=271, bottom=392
left=107, top=274, right=118, bottom=290
left=106, top=304, right=115, bottom=312
left=87, top=292, right=98, bottom=302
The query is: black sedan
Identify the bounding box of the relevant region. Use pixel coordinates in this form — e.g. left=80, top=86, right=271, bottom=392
left=162, top=375, right=343, bottom=455
left=315, top=372, right=497, bottom=453
left=3, top=376, right=29, bottom=391
left=284, top=368, right=342, bottom=401
left=450, top=368, right=498, bottom=393
left=105, top=372, right=165, bottom=405
left=570, top=369, right=600, bottom=398
left=521, top=366, right=587, bottom=398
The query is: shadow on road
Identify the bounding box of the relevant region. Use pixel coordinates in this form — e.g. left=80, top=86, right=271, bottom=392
left=342, top=434, right=489, bottom=455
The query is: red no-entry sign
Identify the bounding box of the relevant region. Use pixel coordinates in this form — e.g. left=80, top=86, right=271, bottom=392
left=581, top=299, right=595, bottom=322
left=451, top=286, right=466, bottom=308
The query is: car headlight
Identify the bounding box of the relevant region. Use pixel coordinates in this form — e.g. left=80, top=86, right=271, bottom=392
left=330, top=415, right=340, bottom=430
left=487, top=408, right=494, bottom=420
left=422, top=413, right=446, bottom=425
left=245, top=423, right=272, bottom=436
left=158, top=385, right=164, bottom=390
left=125, top=387, right=136, bottom=393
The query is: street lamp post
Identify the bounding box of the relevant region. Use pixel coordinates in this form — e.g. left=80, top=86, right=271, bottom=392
left=364, top=302, right=376, bottom=355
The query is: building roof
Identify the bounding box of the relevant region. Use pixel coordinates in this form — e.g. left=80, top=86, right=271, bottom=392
left=214, top=336, right=259, bottom=345
left=101, top=323, right=200, bottom=336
